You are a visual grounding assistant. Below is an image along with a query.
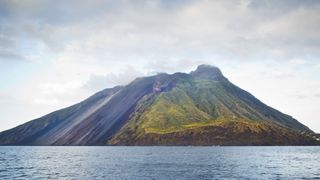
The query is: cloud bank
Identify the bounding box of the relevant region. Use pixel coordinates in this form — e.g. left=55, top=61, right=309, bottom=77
left=0, top=0, right=320, bottom=132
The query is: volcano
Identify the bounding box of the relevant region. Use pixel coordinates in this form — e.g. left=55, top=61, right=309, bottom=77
left=0, top=65, right=318, bottom=146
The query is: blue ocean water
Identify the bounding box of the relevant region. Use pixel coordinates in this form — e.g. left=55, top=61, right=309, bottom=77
left=0, top=146, right=319, bottom=179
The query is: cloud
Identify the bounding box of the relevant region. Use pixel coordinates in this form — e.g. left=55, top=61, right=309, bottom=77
left=1, top=0, right=320, bottom=133
left=0, top=36, right=15, bottom=48
left=146, top=59, right=206, bottom=74
left=0, top=50, right=26, bottom=61
left=1, top=0, right=320, bottom=65
left=84, top=66, right=144, bottom=91
left=271, top=71, right=295, bottom=79
left=289, top=58, right=308, bottom=65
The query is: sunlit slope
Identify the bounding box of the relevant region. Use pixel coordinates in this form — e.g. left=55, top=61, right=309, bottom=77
left=0, top=65, right=317, bottom=145
left=109, top=66, right=315, bottom=145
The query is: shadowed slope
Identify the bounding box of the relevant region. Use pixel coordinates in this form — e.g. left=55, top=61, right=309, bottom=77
left=0, top=65, right=317, bottom=146
left=0, top=86, right=122, bottom=145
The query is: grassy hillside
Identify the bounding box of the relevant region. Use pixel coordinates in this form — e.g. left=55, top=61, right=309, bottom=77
left=110, top=120, right=317, bottom=146
left=109, top=74, right=315, bottom=145
left=0, top=65, right=316, bottom=146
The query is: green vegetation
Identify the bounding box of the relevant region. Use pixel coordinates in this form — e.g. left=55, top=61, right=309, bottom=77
left=1, top=65, right=316, bottom=146
left=124, top=77, right=271, bottom=134
left=141, top=87, right=211, bottom=132
left=109, top=71, right=315, bottom=145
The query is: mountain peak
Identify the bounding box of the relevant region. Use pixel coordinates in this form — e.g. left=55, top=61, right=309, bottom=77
left=0, top=64, right=316, bottom=146
left=190, top=64, right=226, bottom=81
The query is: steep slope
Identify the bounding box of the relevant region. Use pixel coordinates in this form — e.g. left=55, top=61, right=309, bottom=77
left=0, top=65, right=318, bottom=146
left=34, top=75, right=172, bottom=145
left=0, top=86, right=122, bottom=145
left=0, top=73, right=177, bottom=145
left=108, top=66, right=316, bottom=145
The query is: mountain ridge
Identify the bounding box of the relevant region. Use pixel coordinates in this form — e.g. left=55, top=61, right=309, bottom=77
left=0, top=64, right=318, bottom=146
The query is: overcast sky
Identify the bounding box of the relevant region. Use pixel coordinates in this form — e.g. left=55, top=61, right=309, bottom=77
left=0, top=0, right=320, bottom=132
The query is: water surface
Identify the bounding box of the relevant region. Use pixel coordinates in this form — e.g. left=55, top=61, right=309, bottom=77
left=0, top=146, right=319, bottom=179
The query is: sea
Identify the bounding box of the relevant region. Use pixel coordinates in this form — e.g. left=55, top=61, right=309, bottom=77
left=0, top=146, right=319, bottom=179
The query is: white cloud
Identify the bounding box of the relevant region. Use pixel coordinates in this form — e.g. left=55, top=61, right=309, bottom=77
left=289, top=58, right=308, bottom=65
left=84, top=66, right=145, bottom=91
left=1, top=0, right=320, bottom=132
left=39, top=81, right=84, bottom=95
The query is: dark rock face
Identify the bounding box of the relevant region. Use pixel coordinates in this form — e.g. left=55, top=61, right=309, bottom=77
left=0, top=65, right=318, bottom=146
left=35, top=76, right=158, bottom=145
left=0, top=86, right=123, bottom=145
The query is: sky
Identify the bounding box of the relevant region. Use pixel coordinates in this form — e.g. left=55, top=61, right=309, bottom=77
left=0, top=0, right=320, bottom=132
